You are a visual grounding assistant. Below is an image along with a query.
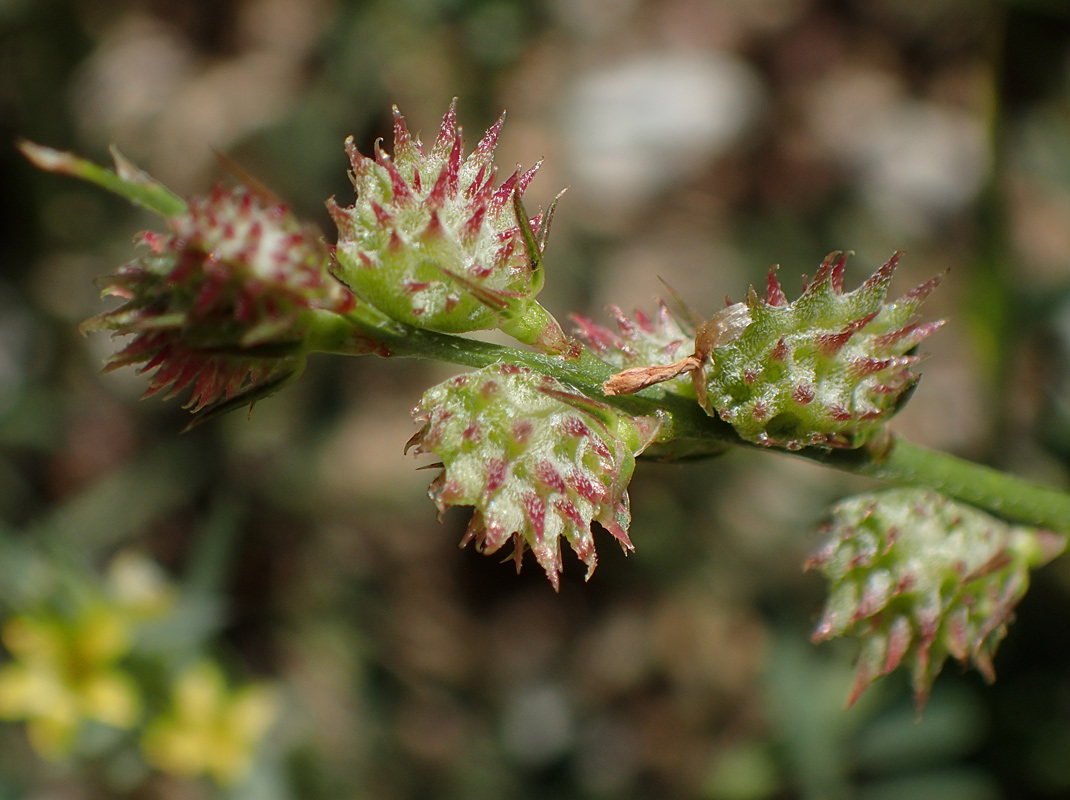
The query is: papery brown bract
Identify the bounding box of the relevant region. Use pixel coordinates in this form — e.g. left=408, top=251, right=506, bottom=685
left=573, top=301, right=697, bottom=395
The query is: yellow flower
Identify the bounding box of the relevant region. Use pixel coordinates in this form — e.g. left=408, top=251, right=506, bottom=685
left=0, top=607, right=141, bottom=758
left=142, top=661, right=278, bottom=784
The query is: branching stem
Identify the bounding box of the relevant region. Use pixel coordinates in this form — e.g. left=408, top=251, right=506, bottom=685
left=307, top=310, right=1070, bottom=534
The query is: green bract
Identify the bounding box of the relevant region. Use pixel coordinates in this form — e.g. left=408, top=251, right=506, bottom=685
left=705, top=252, right=943, bottom=449
left=408, top=364, right=660, bottom=589
left=329, top=101, right=568, bottom=353
left=808, top=488, right=1066, bottom=708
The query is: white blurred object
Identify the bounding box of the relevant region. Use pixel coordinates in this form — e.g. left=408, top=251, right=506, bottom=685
left=547, top=0, right=642, bottom=37
left=70, top=15, right=193, bottom=145
left=561, top=52, right=766, bottom=224
left=856, top=102, right=989, bottom=234
left=500, top=683, right=574, bottom=767
left=809, top=70, right=990, bottom=236
left=69, top=0, right=331, bottom=190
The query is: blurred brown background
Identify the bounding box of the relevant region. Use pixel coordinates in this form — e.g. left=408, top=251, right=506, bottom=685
left=5, top=0, right=1070, bottom=798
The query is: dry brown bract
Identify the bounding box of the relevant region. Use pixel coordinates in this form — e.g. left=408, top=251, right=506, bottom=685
left=602, top=302, right=751, bottom=406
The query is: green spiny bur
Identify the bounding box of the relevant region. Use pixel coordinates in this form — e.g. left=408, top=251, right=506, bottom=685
left=329, top=101, right=567, bottom=352
left=705, top=252, right=943, bottom=449
left=807, top=488, right=1066, bottom=708
left=408, top=364, right=660, bottom=589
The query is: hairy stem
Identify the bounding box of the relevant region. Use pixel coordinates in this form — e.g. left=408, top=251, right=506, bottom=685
left=307, top=310, right=1070, bottom=533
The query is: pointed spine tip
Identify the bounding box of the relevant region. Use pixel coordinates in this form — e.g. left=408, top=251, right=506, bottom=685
left=392, top=106, right=417, bottom=156
left=427, top=160, right=451, bottom=208
left=475, top=113, right=505, bottom=162
left=344, top=136, right=368, bottom=173
left=516, top=160, right=542, bottom=196
left=433, top=98, right=461, bottom=157
left=861, top=251, right=902, bottom=295
left=380, top=153, right=414, bottom=205
left=766, top=265, right=787, bottom=306
left=900, top=271, right=945, bottom=307
left=830, top=252, right=849, bottom=293
left=491, top=170, right=519, bottom=215
left=447, top=135, right=463, bottom=196
left=806, top=251, right=842, bottom=293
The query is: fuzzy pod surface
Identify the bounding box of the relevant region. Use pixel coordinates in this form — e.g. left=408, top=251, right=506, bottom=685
left=705, top=252, right=943, bottom=449
left=84, top=182, right=355, bottom=417
left=808, top=488, right=1065, bottom=708
left=408, top=364, right=660, bottom=589
left=330, top=101, right=567, bottom=352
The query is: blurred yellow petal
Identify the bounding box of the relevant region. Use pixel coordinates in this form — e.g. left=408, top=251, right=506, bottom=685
left=226, top=684, right=280, bottom=742
left=0, top=664, right=68, bottom=719
left=0, top=664, right=36, bottom=718
left=80, top=670, right=141, bottom=728
left=143, top=720, right=211, bottom=777
left=26, top=702, right=78, bottom=758
left=139, top=663, right=279, bottom=784
left=174, top=661, right=224, bottom=723
left=206, top=735, right=253, bottom=785
left=2, top=617, right=63, bottom=665
left=75, top=607, right=130, bottom=667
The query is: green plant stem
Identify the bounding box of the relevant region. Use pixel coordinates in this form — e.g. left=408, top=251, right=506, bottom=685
left=307, top=309, right=727, bottom=440
left=18, top=141, right=187, bottom=217
left=819, top=436, right=1070, bottom=533
left=307, top=310, right=1070, bottom=534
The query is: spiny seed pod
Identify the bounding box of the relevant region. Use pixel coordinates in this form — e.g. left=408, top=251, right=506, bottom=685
left=20, top=142, right=376, bottom=423
left=807, top=489, right=1065, bottom=709
left=705, top=252, right=944, bottom=449
left=328, top=100, right=568, bottom=353
left=407, top=364, right=660, bottom=589
left=82, top=182, right=360, bottom=421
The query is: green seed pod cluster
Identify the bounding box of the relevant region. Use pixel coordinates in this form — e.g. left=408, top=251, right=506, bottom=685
left=705, top=252, right=943, bottom=449
left=408, top=364, right=660, bottom=589
left=808, top=488, right=1065, bottom=708
left=329, top=101, right=568, bottom=353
